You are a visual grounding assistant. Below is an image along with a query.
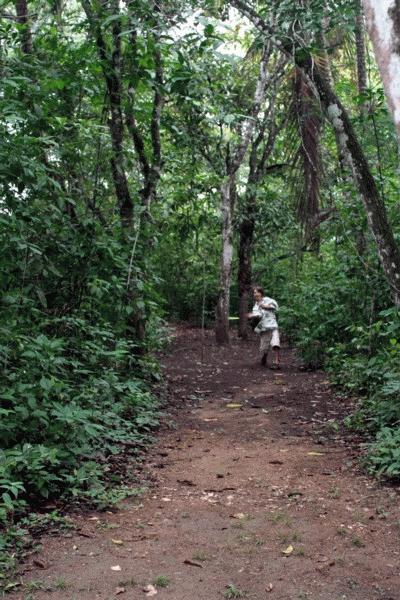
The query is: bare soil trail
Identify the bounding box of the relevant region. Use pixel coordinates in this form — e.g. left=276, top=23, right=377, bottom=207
left=9, top=327, right=400, bottom=600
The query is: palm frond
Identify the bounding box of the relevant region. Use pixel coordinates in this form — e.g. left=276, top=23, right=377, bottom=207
left=292, top=67, right=323, bottom=249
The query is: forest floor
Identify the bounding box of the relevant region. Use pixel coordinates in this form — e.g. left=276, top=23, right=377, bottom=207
left=8, top=326, right=400, bottom=600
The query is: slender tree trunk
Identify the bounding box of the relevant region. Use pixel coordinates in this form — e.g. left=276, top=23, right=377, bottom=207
left=82, top=0, right=133, bottom=228
left=215, top=43, right=272, bottom=345
left=353, top=0, right=370, bottom=235
left=237, top=192, right=256, bottom=338
left=15, top=0, right=32, bottom=54
left=215, top=177, right=236, bottom=344
left=52, top=0, right=64, bottom=25
left=355, top=0, right=368, bottom=114
left=362, top=0, right=400, bottom=141
left=125, top=25, right=164, bottom=214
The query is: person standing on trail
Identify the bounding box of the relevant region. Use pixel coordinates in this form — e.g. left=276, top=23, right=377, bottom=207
left=247, top=286, right=281, bottom=369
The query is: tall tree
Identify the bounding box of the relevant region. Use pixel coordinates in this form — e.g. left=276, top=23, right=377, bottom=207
left=215, top=42, right=272, bottom=345
left=237, top=75, right=286, bottom=338
left=230, top=0, right=400, bottom=306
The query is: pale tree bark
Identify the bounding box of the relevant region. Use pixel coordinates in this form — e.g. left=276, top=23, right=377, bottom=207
left=215, top=176, right=237, bottom=345
left=230, top=0, right=400, bottom=306
left=215, top=42, right=272, bottom=345
left=363, top=0, right=400, bottom=140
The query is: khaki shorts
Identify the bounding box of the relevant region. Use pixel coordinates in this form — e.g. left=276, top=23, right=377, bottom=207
left=259, top=329, right=280, bottom=353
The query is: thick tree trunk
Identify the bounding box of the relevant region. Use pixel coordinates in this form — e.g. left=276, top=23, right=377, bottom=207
left=237, top=193, right=256, bottom=339
left=15, top=0, right=32, bottom=54
left=363, top=0, right=400, bottom=140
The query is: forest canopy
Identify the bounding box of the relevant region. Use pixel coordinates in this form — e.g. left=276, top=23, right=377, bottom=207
left=1, top=0, right=400, bottom=568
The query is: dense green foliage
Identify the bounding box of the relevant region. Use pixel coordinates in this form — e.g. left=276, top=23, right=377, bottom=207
left=0, top=0, right=167, bottom=536
left=1, top=1, right=400, bottom=576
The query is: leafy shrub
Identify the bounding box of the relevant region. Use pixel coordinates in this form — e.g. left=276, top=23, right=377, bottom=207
left=276, top=246, right=400, bottom=480
left=365, top=428, right=400, bottom=479
left=0, top=206, right=162, bottom=525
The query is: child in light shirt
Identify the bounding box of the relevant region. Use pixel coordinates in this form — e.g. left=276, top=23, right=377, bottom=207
left=248, top=285, right=281, bottom=368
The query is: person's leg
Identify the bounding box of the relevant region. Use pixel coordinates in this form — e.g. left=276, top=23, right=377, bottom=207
left=271, top=330, right=281, bottom=367
left=272, top=346, right=280, bottom=365
left=259, top=331, right=272, bottom=366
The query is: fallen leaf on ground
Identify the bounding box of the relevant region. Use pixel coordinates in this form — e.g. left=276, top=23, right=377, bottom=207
left=143, top=584, right=158, bottom=596
left=112, top=539, right=124, bottom=545
left=230, top=513, right=246, bottom=519
left=266, top=583, right=274, bottom=592
left=184, top=559, right=203, bottom=568
left=282, top=545, right=294, bottom=556
left=225, top=403, right=242, bottom=409
left=307, top=452, right=324, bottom=456
left=33, top=559, right=47, bottom=569
left=177, top=479, right=196, bottom=486
left=111, top=565, right=122, bottom=571
left=115, top=587, right=125, bottom=595
left=77, top=530, right=93, bottom=538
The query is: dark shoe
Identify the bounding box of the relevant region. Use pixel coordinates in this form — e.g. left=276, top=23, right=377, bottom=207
left=261, top=353, right=267, bottom=366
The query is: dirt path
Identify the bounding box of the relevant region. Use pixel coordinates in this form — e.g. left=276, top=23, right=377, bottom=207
left=9, top=327, right=400, bottom=600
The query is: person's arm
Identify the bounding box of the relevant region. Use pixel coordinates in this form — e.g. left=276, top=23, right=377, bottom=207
left=247, top=302, right=260, bottom=318
left=260, top=298, right=278, bottom=311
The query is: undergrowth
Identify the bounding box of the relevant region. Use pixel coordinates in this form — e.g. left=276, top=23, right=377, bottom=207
left=280, top=253, right=400, bottom=481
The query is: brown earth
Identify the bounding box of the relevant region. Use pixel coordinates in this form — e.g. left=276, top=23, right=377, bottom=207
left=8, top=327, right=400, bottom=600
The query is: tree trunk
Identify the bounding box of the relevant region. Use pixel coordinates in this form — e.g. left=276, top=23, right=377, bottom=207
left=355, top=0, right=368, bottom=113
left=237, top=192, right=256, bottom=338
left=81, top=0, right=133, bottom=228
left=362, top=0, right=400, bottom=141
left=215, top=177, right=236, bottom=345
left=15, top=0, right=32, bottom=54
